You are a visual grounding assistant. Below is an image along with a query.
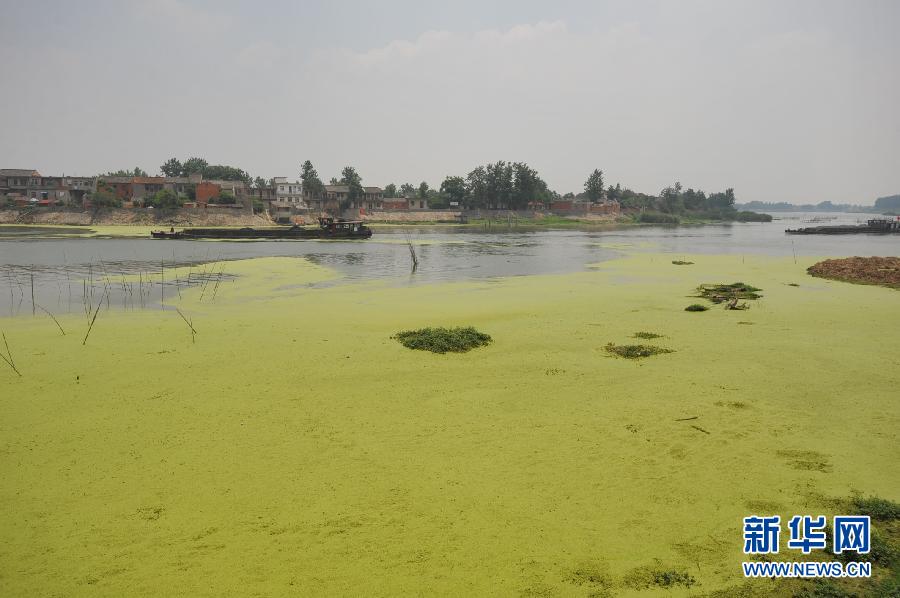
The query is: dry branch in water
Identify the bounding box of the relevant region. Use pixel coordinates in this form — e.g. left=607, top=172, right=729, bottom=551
left=1, top=331, right=21, bottom=376
left=37, top=305, right=65, bottom=335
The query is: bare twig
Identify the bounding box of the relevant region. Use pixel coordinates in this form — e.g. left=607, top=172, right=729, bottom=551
left=37, top=305, right=66, bottom=335
left=1, top=332, right=21, bottom=376
left=174, top=308, right=197, bottom=343
left=82, top=290, right=106, bottom=345
left=30, top=265, right=35, bottom=316
left=404, top=232, right=418, bottom=272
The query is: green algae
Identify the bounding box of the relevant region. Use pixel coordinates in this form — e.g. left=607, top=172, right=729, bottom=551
left=1, top=251, right=899, bottom=596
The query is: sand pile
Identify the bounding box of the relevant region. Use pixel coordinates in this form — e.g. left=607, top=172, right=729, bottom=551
left=808, top=256, right=900, bottom=288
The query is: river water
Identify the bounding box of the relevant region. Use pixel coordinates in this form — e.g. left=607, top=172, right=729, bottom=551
left=0, top=212, right=896, bottom=316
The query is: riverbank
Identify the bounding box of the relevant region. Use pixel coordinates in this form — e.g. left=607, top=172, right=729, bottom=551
left=0, top=208, right=270, bottom=227
left=1, top=251, right=897, bottom=596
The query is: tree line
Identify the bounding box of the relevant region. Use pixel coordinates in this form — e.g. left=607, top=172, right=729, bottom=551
left=92, top=156, right=760, bottom=219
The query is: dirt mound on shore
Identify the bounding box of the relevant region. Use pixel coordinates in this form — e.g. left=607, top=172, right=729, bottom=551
left=807, top=256, right=900, bottom=288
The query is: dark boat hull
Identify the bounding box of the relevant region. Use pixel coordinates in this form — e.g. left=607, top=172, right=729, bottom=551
left=786, top=219, right=900, bottom=235
left=152, top=226, right=372, bottom=240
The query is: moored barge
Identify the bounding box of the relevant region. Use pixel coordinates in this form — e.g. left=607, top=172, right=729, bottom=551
left=152, top=217, right=372, bottom=240
left=785, top=218, right=900, bottom=235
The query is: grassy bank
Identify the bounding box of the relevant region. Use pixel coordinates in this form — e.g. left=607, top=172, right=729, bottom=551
left=1, top=252, right=898, bottom=596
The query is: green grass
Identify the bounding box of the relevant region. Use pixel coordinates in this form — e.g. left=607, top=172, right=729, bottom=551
left=393, top=327, right=492, bottom=353
left=604, top=343, right=674, bottom=359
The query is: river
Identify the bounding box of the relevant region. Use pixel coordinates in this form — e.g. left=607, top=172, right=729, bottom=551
left=0, top=212, right=896, bottom=316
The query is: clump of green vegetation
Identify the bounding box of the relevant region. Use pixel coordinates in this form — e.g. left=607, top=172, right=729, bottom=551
left=623, top=566, right=696, bottom=590
left=787, top=282, right=800, bottom=287
left=685, top=303, right=709, bottom=312
left=566, top=560, right=612, bottom=590
left=393, top=327, right=492, bottom=353
left=671, top=260, right=694, bottom=265
left=632, top=331, right=663, bottom=339
left=853, top=496, right=900, bottom=521
left=605, top=343, right=673, bottom=359
left=636, top=211, right=680, bottom=224
left=697, top=282, right=763, bottom=303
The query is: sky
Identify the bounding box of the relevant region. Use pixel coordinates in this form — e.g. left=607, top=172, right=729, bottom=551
left=1, top=0, right=898, bottom=204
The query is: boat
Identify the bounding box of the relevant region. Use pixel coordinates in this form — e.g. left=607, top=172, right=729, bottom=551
left=785, top=218, right=900, bottom=235
left=152, top=217, right=373, bottom=240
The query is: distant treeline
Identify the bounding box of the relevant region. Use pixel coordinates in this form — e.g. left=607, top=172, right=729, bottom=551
left=737, top=197, right=899, bottom=214
left=96, top=156, right=776, bottom=221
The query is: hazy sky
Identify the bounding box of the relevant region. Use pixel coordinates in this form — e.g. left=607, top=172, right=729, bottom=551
left=1, top=0, right=898, bottom=203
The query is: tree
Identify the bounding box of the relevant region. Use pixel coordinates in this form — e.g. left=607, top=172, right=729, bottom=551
left=399, top=183, right=416, bottom=198
left=440, top=176, right=467, bottom=206
left=383, top=183, right=398, bottom=198
left=329, top=177, right=339, bottom=185
left=299, top=160, right=324, bottom=199
left=104, top=167, right=148, bottom=177
left=253, top=176, right=268, bottom=189
left=584, top=169, right=605, bottom=202
left=181, top=157, right=209, bottom=176
left=89, top=188, right=121, bottom=208
left=160, top=158, right=182, bottom=177
left=465, top=167, right=487, bottom=209
left=146, top=189, right=182, bottom=210
left=659, top=182, right=684, bottom=213
left=339, top=166, right=364, bottom=208
left=216, top=190, right=236, bottom=205
left=417, top=181, right=430, bottom=199
left=511, top=162, right=550, bottom=208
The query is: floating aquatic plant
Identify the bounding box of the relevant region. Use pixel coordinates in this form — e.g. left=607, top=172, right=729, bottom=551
left=605, top=343, right=673, bottom=359
left=393, top=327, right=492, bottom=353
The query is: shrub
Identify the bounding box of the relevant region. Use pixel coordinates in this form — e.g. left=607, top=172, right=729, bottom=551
left=605, top=343, right=673, bottom=359
left=853, top=496, right=900, bottom=521
left=736, top=210, right=773, bottom=222
left=393, top=327, right=491, bottom=353
left=637, top=211, right=680, bottom=224
left=685, top=304, right=709, bottom=312
left=671, top=260, right=694, bottom=265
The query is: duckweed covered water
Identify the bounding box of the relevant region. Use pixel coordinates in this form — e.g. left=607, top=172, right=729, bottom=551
left=1, top=252, right=898, bottom=596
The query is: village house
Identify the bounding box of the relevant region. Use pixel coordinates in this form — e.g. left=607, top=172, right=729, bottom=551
left=1, top=169, right=97, bottom=206
left=383, top=196, right=429, bottom=210
left=94, top=174, right=250, bottom=208
left=322, top=185, right=384, bottom=212
left=273, top=177, right=306, bottom=207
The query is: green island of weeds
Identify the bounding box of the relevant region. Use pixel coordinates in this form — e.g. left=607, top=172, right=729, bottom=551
left=632, top=331, right=664, bottom=339
left=1, top=252, right=898, bottom=596
left=393, top=326, right=492, bottom=353
left=605, top=342, right=674, bottom=359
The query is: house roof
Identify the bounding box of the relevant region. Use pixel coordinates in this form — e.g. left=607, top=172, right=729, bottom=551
left=132, top=177, right=165, bottom=184
left=363, top=186, right=383, bottom=193
left=325, top=185, right=350, bottom=193
left=1, top=169, right=41, bottom=177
